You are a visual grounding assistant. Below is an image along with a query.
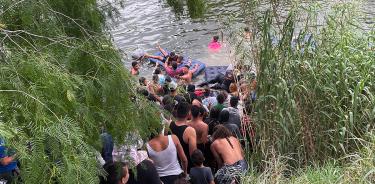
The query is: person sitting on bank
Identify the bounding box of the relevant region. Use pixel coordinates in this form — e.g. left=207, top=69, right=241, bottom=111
left=189, top=149, right=215, bottom=184
left=210, top=125, right=248, bottom=184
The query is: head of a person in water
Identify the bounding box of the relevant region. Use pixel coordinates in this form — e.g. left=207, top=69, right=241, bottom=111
left=212, top=124, right=233, bottom=141
left=101, top=161, right=129, bottom=184
left=154, top=67, right=161, bottom=75
left=182, top=65, right=190, bottom=74
left=213, top=35, right=219, bottom=42
left=171, top=61, right=178, bottom=70
left=175, top=102, right=191, bottom=120
left=132, top=61, right=140, bottom=70
left=169, top=52, right=178, bottom=61
left=244, top=27, right=250, bottom=33
left=177, top=56, right=184, bottom=64
left=139, top=77, right=147, bottom=86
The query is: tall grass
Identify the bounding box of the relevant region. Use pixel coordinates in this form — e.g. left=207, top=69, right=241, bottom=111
left=253, top=1, right=374, bottom=166
left=227, top=0, right=374, bottom=182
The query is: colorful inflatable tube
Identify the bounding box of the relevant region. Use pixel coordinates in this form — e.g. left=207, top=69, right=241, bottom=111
left=148, top=50, right=206, bottom=78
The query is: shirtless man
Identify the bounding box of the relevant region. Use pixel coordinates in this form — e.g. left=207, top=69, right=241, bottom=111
left=188, top=105, right=209, bottom=147
left=169, top=102, right=197, bottom=172
left=144, top=44, right=182, bottom=63
left=210, top=125, right=248, bottom=184
left=176, top=64, right=199, bottom=84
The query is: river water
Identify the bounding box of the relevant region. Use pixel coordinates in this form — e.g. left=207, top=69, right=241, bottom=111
left=110, top=0, right=374, bottom=76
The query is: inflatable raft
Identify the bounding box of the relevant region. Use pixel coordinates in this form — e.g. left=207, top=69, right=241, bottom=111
left=204, top=66, right=228, bottom=81
left=148, top=50, right=206, bottom=78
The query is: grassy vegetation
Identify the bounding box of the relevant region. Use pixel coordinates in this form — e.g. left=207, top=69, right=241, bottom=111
left=0, top=0, right=161, bottom=183
left=233, top=1, right=374, bottom=183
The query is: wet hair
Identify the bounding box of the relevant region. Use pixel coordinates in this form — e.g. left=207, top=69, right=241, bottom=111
left=177, top=56, right=184, bottom=62
left=139, top=77, right=146, bottom=86
left=187, top=84, right=195, bottom=92
left=209, top=107, right=221, bottom=119
left=219, top=109, right=230, bottom=123
left=230, top=96, right=239, bottom=107
left=171, top=61, right=178, bottom=70
left=212, top=124, right=233, bottom=141
left=101, top=161, right=128, bottom=184
left=176, top=102, right=191, bottom=119
left=152, top=74, right=159, bottom=83
left=191, top=149, right=205, bottom=166
left=191, top=105, right=205, bottom=118
left=216, top=93, right=225, bottom=104
left=154, top=68, right=161, bottom=74
left=132, top=61, right=138, bottom=68
left=169, top=52, right=178, bottom=61
left=244, top=27, right=250, bottom=32
left=213, top=36, right=219, bottom=42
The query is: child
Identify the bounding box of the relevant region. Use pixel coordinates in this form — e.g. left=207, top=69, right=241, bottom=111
left=208, top=36, right=222, bottom=52
left=189, top=149, right=215, bottom=184
left=131, top=61, right=140, bottom=75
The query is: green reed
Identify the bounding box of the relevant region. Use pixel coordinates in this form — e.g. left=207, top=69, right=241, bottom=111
left=254, top=1, right=374, bottom=167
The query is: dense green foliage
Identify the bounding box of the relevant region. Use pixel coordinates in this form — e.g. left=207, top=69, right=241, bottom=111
left=250, top=0, right=374, bottom=172
left=0, top=0, right=161, bottom=183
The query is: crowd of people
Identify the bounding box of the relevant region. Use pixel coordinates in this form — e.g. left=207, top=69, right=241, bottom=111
left=99, top=34, right=257, bottom=184
left=0, top=33, right=255, bottom=184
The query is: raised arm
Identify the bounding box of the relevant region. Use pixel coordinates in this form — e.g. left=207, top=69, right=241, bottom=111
left=172, top=135, right=188, bottom=175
